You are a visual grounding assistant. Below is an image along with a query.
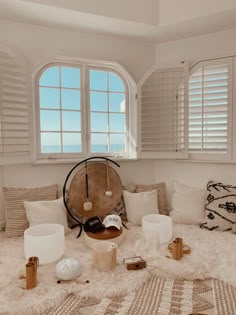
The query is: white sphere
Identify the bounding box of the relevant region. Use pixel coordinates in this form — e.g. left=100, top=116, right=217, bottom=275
left=55, top=258, right=81, bottom=280
left=105, top=190, right=113, bottom=197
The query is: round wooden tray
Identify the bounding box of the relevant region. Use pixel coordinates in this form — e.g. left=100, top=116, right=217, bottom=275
left=68, top=162, right=122, bottom=219
left=86, top=227, right=123, bottom=240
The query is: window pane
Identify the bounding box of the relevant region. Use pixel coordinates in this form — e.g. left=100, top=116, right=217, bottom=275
left=63, top=133, right=81, bottom=152
left=110, top=134, right=125, bottom=152
left=40, top=88, right=60, bottom=109
left=40, top=110, right=60, bottom=131
left=109, top=72, right=125, bottom=92
left=61, top=89, right=80, bottom=110
left=40, top=67, right=59, bottom=87
left=90, top=70, right=107, bottom=91
left=109, top=93, right=125, bottom=112
left=91, top=133, right=108, bottom=152
left=62, top=111, right=81, bottom=131
left=41, top=132, right=61, bottom=153
left=109, top=113, right=126, bottom=132
left=91, top=113, right=107, bottom=132
left=61, top=67, right=80, bottom=88
left=90, top=91, right=107, bottom=111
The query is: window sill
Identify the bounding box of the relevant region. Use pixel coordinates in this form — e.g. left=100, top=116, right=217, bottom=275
left=32, top=157, right=138, bottom=165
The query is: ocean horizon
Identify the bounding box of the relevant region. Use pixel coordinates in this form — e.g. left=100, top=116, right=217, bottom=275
left=42, top=144, right=124, bottom=153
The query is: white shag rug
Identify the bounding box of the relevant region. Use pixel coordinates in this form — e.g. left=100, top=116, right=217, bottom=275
left=0, top=224, right=235, bottom=315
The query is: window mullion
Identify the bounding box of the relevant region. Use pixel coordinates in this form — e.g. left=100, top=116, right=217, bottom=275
left=82, top=64, right=89, bottom=155
left=59, top=66, right=63, bottom=153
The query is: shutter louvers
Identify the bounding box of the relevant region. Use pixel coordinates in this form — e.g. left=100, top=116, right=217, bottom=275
left=139, top=66, right=188, bottom=159
left=0, top=51, right=31, bottom=164
left=189, top=61, right=230, bottom=154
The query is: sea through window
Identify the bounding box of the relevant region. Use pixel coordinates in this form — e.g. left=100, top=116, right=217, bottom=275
left=36, top=58, right=137, bottom=161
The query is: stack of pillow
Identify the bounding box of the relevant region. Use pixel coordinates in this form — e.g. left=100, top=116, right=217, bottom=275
left=2, top=184, right=70, bottom=237
left=122, top=180, right=236, bottom=233
left=168, top=180, right=236, bottom=233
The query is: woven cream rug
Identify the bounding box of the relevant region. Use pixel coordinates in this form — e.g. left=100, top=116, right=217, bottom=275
left=1, top=224, right=236, bottom=314
left=46, top=275, right=236, bottom=315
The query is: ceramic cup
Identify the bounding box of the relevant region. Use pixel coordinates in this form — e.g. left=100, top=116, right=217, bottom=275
left=92, top=241, right=117, bottom=272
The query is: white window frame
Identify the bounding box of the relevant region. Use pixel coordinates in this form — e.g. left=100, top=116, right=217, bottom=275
left=188, top=58, right=233, bottom=162
left=34, top=57, right=137, bottom=162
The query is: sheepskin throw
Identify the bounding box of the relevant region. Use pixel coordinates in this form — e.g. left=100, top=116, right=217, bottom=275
left=0, top=223, right=235, bottom=315
left=201, top=180, right=236, bottom=231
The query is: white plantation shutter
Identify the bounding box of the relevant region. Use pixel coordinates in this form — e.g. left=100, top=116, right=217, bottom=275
left=138, top=65, right=188, bottom=159
left=0, top=50, right=31, bottom=164
left=189, top=59, right=232, bottom=159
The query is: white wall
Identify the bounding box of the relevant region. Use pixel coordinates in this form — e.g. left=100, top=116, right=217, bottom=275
left=26, top=0, right=158, bottom=25
left=155, top=27, right=236, bottom=203
left=0, top=20, right=156, bottom=222
left=0, top=20, right=154, bottom=82
left=159, top=0, right=236, bottom=25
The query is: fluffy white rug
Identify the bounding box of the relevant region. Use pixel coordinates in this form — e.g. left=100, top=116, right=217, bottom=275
left=0, top=224, right=235, bottom=315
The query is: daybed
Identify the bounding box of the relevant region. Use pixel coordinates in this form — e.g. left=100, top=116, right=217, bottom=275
left=0, top=180, right=235, bottom=315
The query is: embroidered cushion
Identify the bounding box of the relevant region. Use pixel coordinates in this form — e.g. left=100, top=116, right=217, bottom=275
left=200, top=180, right=236, bottom=232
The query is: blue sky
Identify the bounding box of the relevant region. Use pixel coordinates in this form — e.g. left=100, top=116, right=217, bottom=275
left=39, top=66, right=126, bottom=151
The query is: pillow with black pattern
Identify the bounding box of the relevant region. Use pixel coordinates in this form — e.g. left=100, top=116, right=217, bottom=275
left=200, top=180, right=236, bottom=232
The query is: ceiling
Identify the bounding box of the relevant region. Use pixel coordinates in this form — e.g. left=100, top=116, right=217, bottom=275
left=1, top=0, right=236, bottom=42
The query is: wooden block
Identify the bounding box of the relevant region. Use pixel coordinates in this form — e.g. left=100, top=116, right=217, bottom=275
left=26, top=262, right=37, bottom=289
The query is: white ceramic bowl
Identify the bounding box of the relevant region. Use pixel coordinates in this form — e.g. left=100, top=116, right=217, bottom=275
left=24, top=223, right=65, bottom=264
left=142, top=214, right=172, bottom=243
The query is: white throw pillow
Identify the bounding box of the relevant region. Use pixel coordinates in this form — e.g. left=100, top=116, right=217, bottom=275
left=123, top=190, right=159, bottom=225
left=24, top=197, right=70, bottom=234
left=170, top=181, right=206, bottom=224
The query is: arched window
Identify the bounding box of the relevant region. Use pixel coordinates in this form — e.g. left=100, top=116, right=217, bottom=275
left=188, top=58, right=232, bottom=161
left=35, top=58, right=137, bottom=161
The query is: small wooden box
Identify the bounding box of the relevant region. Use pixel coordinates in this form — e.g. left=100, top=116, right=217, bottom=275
left=123, top=256, right=146, bottom=270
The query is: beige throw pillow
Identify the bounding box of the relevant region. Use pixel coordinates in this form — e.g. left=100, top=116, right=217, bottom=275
left=123, top=190, right=159, bottom=225
left=3, top=184, right=58, bottom=237
left=136, top=182, right=169, bottom=215
left=24, top=197, right=70, bottom=234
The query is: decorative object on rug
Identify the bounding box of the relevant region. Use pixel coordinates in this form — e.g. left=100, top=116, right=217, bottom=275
left=92, top=241, right=117, bottom=271
left=170, top=181, right=206, bottom=225
left=62, top=157, right=122, bottom=237
left=3, top=184, right=58, bottom=237
left=26, top=261, right=37, bottom=289
left=25, top=256, right=39, bottom=289
left=168, top=238, right=191, bottom=260
left=171, top=238, right=182, bottom=260
left=123, top=256, right=146, bottom=270
left=136, top=182, right=169, bottom=215
left=55, top=258, right=81, bottom=281
left=142, top=214, right=172, bottom=243
left=24, top=223, right=65, bottom=264
left=201, top=180, right=236, bottom=232
left=123, top=190, right=159, bottom=225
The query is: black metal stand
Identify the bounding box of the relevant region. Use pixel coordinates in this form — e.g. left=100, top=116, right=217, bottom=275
left=62, top=157, right=120, bottom=238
